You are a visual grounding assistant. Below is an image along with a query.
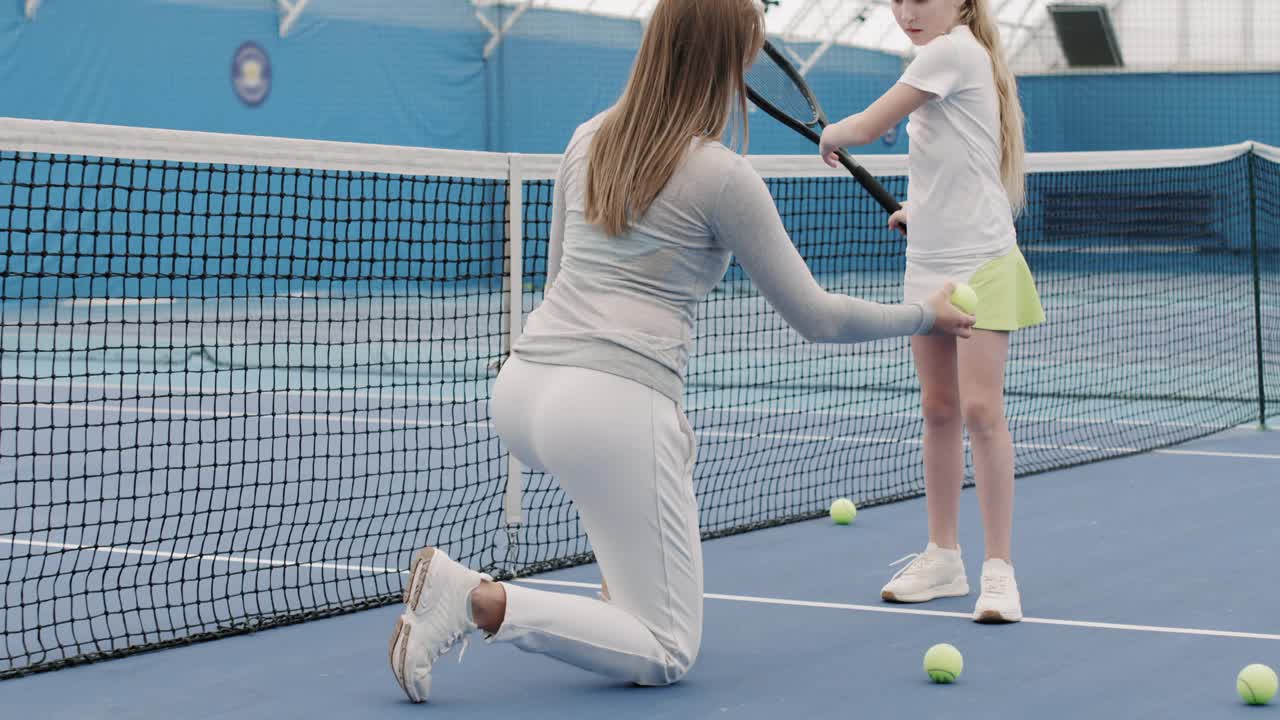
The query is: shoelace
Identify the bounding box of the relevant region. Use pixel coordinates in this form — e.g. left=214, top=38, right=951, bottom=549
left=445, top=634, right=471, bottom=664
left=888, top=552, right=936, bottom=583
left=981, top=572, right=1012, bottom=595
left=419, top=565, right=488, bottom=666
left=422, top=620, right=473, bottom=666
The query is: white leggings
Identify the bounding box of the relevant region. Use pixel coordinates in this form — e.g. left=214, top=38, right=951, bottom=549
left=488, top=355, right=702, bottom=686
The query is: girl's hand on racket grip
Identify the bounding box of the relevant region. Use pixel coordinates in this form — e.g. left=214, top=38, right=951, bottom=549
left=818, top=125, right=844, bottom=169
left=927, top=283, right=975, bottom=338
left=887, top=204, right=909, bottom=236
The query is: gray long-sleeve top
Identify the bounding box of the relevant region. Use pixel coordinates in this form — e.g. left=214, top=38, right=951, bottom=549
left=512, top=114, right=935, bottom=404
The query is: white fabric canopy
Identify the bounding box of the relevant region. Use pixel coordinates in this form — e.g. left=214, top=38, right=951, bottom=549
left=472, top=0, right=1280, bottom=73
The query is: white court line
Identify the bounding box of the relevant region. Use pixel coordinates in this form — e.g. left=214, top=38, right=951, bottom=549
left=9, top=537, right=1276, bottom=642
left=702, top=405, right=1223, bottom=431
left=2, top=377, right=1236, bottom=428
left=4, top=399, right=1278, bottom=460
left=58, top=298, right=175, bottom=307
left=1155, top=449, right=1280, bottom=460
left=516, top=578, right=1280, bottom=642
left=3, top=537, right=403, bottom=576
left=1, top=401, right=489, bottom=431
left=2, top=377, right=474, bottom=407
left=694, top=429, right=1280, bottom=461
left=1, top=378, right=1237, bottom=432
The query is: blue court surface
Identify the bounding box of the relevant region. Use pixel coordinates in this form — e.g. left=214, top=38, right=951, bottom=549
left=2, top=420, right=1276, bottom=719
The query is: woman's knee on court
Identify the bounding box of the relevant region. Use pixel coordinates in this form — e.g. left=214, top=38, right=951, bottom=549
left=629, top=592, right=702, bottom=686
left=635, top=630, right=701, bottom=686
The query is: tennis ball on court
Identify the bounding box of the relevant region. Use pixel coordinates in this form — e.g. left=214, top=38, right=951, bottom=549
left=924, top=643, right=963, bottom=683
left=950, top=283, right=978, bottom=315
left=829, top=498, right=856, bottom=525
left=1238, top=663, right=1278, bottom=705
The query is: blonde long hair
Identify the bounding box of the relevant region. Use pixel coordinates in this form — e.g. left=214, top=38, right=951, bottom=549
left=586, top=0, right=766, bottom=236
left=959, top=0, right=1026, bottom=215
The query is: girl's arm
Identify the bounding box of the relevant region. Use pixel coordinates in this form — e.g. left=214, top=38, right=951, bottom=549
left=819, top=84, right=933, bottom=167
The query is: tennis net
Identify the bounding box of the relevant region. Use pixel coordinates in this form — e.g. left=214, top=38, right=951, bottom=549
left=1, top=118, right=1275, bottom=677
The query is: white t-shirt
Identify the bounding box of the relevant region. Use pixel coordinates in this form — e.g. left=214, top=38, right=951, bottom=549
left=899, top=25, right=1016, bottom=261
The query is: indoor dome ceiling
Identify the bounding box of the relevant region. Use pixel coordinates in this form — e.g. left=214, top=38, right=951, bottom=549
left=471, top=0, right=1280, bottom=73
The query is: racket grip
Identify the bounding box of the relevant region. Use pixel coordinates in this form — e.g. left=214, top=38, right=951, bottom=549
left=852, top=165, right=901, bottom=215
left=845, top=157, right=907, bottom=234
left=836, top=150, right=902, bottom=217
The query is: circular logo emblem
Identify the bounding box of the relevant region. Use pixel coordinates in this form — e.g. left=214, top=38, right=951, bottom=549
left=232, top=42, right=271, bottom=107
left=881, top=123, right=900, bottom=147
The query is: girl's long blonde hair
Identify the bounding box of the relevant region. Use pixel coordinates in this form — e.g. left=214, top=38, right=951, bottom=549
left=586, top=0, right=766, bottom=236
left=959, top=0, right=1026, bottom=215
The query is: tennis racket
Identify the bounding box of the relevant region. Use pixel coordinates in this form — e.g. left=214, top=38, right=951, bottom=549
left=745, top=40, right=904, bottom=221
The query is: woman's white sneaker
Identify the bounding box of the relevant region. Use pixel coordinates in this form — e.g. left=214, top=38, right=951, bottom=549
left=389, top=548, right=490, bottom=703
left=880, top=543, right=969, bottom=603
left=972, top=558, right=1022, bottom=623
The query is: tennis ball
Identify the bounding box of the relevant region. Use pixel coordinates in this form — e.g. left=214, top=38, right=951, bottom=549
left=829, top=498, right=856, bottom=525
left=950, top=283, right=978, bottom=315
left=924, top=643, right=963, bottom=684
left=1238, top=664, right=1278, bottom=705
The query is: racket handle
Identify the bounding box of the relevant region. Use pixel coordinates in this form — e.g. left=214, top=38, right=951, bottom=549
left=836, top=149, right=901, bottom=216
left=835, top=150, right=906, bottom=234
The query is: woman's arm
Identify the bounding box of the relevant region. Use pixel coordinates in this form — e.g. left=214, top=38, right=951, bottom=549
left=710, top=161, right=972, bottom=342
left=545, top=157, right=568, bottom=292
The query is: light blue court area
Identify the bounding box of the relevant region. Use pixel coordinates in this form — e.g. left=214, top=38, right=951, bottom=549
left=0, top=237, right=1275, bottom=712
left=1, top=424, right=1277, bottom=719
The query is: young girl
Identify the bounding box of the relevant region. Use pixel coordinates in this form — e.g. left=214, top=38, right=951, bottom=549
left=819, top=0, right=1045, bottom=623
left=388, top=0, right=975, bottom=703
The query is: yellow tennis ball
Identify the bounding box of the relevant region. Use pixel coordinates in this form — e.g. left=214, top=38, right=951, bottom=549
left=924, top=643, right=963, bottom=683
left=1238, top=664, right=1278, bottom=705
left=950, top=283, right=978, bottom=315
left=829, top=498, right=856, bottom=525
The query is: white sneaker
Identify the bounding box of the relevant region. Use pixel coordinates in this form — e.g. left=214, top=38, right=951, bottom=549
left=389, top=548, right=491, bottom=703
left=880, top=543, right=969, bottom=603
left=973, top=558, right=1023, bottom=623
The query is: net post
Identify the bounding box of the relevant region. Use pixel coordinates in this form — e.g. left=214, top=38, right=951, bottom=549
left=504, top=156, right=527, bottom=550
left=1247, top=145, right=1268, bottom=429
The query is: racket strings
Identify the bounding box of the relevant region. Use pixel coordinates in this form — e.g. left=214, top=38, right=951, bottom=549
left=745, top=53, right=820, bottom=127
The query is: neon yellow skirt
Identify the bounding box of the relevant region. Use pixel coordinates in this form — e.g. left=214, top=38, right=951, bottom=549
left=904, top=246, right=1045, bottom=332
